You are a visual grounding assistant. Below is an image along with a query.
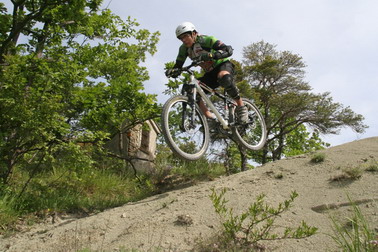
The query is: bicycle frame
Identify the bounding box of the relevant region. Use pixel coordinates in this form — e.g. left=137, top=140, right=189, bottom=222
left=162, top=61, right=267, bottom=160
left=186, top=73, right=236, bottom=130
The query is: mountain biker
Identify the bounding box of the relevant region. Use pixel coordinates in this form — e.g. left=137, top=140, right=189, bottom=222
left=165, top=21, right=248, bottom=124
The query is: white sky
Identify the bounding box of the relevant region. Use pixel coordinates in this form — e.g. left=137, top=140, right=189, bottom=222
left=105, top=0, right=378, bottom=147
left=4, top=0, right=378, bottom=147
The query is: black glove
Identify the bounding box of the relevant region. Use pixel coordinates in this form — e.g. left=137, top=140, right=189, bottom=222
left=199, top=52, right=213, bottom=61
left=212, top=51, right=222, bottom=60
left=165, top=68, right=181, bottom=78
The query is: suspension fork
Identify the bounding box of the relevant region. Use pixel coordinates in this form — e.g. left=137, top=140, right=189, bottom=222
left=180, top=83, right=197, bottom=131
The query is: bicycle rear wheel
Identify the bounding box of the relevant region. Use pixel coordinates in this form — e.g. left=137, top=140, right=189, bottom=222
left=161, top=95, right=210, bottom=161
left=232, top=99, right=267, bottom=150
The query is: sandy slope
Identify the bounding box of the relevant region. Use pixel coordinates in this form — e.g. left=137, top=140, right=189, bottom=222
left=1, top=137, right=378, bottom=252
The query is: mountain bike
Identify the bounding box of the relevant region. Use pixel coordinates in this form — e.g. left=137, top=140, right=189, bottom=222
left=161, top=60, right=267, bottom=161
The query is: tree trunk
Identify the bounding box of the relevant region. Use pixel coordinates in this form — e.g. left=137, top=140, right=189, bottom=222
left=0, top=159, right=14, bottom=184
left=238, top=144, right=248, bottom=171
left=262, top=145, right=268, bottom=164
left=36, top=21, right=50, bottom=58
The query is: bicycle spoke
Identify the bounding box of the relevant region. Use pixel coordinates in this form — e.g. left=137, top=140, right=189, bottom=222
left=233, top=99, right=267, bottom=150
left=162, top=96, right=209, bottom=160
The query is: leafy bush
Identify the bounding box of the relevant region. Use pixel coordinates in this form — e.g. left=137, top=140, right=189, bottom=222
left=208, top=188, right=317, bottom=250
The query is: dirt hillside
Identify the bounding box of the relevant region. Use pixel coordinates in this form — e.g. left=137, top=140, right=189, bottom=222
left=1, top=137, right=378, bottom=251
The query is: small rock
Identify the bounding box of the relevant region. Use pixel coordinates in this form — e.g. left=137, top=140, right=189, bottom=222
left=175, top=214, right=193, bottom=226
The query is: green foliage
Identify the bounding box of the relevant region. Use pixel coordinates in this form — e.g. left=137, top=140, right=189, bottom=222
left=0, top=1, right=163, bottom=233
left=209, top=188, right=317, bottom=249
left=237, top=40, right=367, bottom=163
left=0, top=141, right=227, bottom=234
left=364, top=160, right=378, bottom=173
left=0, top=3, right=11, bottom=43
left=330, top=166, right=363, bottom=182
left=343, top=167, right=363, bottom=180
left=310, top=152, right=326, bottom=163
left=284, top=127, right=329, bottom=157
left=330, top=197, right=378, bottom=251
left=0, top=156, right=156, bottom=233
left=0, top=194, right=18, bottom=231
left=210, top=140, right=254, bottom=174
left=154, top=143, right=225, bottom=181
left=163, top=61, right=204, bottom=96
left=0, top=1, right=160, bottom=183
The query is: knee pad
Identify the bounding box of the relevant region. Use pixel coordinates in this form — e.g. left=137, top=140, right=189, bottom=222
left=218, top=74, right=240, bottom=99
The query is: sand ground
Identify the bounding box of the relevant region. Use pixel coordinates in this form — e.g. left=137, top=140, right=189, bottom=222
left=1, top=137, right=377, bottom=251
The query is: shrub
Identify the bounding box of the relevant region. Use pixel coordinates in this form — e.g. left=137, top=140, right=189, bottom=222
left=310, top=153, right=326, bottom=163
left=365, top=160, right=378, bottom=172
left=330, top=166, right=363, bottom=182
left=207, top=188, right=317, bottom=250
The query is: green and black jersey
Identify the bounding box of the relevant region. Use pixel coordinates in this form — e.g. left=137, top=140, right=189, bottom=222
left=174, top=34, right=231, bottom=72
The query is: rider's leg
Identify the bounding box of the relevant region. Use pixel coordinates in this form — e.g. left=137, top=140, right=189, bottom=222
left=217, top=70, right=248, bottom=123
left=198, top=73, right=218, bottom=120
left=217, top=70, right=242, bottom=102
left=198, top=98, right=216, bottom=119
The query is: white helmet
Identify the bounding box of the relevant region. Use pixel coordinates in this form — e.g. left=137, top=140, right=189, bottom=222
left=175, top=22, right=196, bottom=38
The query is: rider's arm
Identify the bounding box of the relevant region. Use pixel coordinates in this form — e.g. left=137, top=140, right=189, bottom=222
left=173, top=45, right=188, bottom=69
left=212, top=40, right=233, bottom=60
left=173, top=60, right=184, bottom=69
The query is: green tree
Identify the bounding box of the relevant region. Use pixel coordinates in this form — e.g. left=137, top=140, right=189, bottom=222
left=0, top=1, right=160, bottom=184
left=283, top=126, right=329, bottom=157
left=238, top=41, right=367, bottom=163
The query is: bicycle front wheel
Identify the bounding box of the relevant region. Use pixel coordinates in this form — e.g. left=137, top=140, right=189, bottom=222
left=161, top=95, right=210, bottom=161
left=232, top=99, right=267, bottom=150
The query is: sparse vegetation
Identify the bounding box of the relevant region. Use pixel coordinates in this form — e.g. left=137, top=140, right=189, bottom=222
left=274, top=173, right=284, bottom=179
left=311, top=152, right=326, bottom=163
left=0, top=163, right=156, bottom=234
left=364, top=160, right=378, bottom=172
left=203, top=188, right=317, bottom=250
left=344, top=166, right=364, bottom=179
left=330, top=196, right=378, bottom=252
left=331, top=166, right=363, bottom=182
left=0, top=147, right=227, bottom=235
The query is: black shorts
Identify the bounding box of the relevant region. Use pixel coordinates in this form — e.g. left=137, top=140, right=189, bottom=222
left=198, top=61, right=234, bottom=89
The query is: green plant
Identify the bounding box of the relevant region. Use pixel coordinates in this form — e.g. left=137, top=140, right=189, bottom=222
left=0, top=1, right=160, bottom=185
left=365, top=160, right=378, bottom=172
left=274, top=173, right=284, bottom=179
left=0, top=195, right=19, bottom=234
left=0, top=163, right=156, bottom=234
left=330, top=166, right=364, bottom=182
left=344, top=167, right=363, bottom=180
left=209, top=188, right=317, bottom=249
left=311, top=153, right=326, bottom=163
left=330, top=196, right=378, bottom=251
left=154, top=143, right=225, bottom=182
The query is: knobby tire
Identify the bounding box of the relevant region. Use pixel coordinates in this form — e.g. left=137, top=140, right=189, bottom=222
left=161, top=95, right=210, bottom=161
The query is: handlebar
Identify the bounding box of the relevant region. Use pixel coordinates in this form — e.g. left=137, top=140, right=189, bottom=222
left=166, top=59, right=203, bottom=78
left=182, top=59, right=202, bottom=72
